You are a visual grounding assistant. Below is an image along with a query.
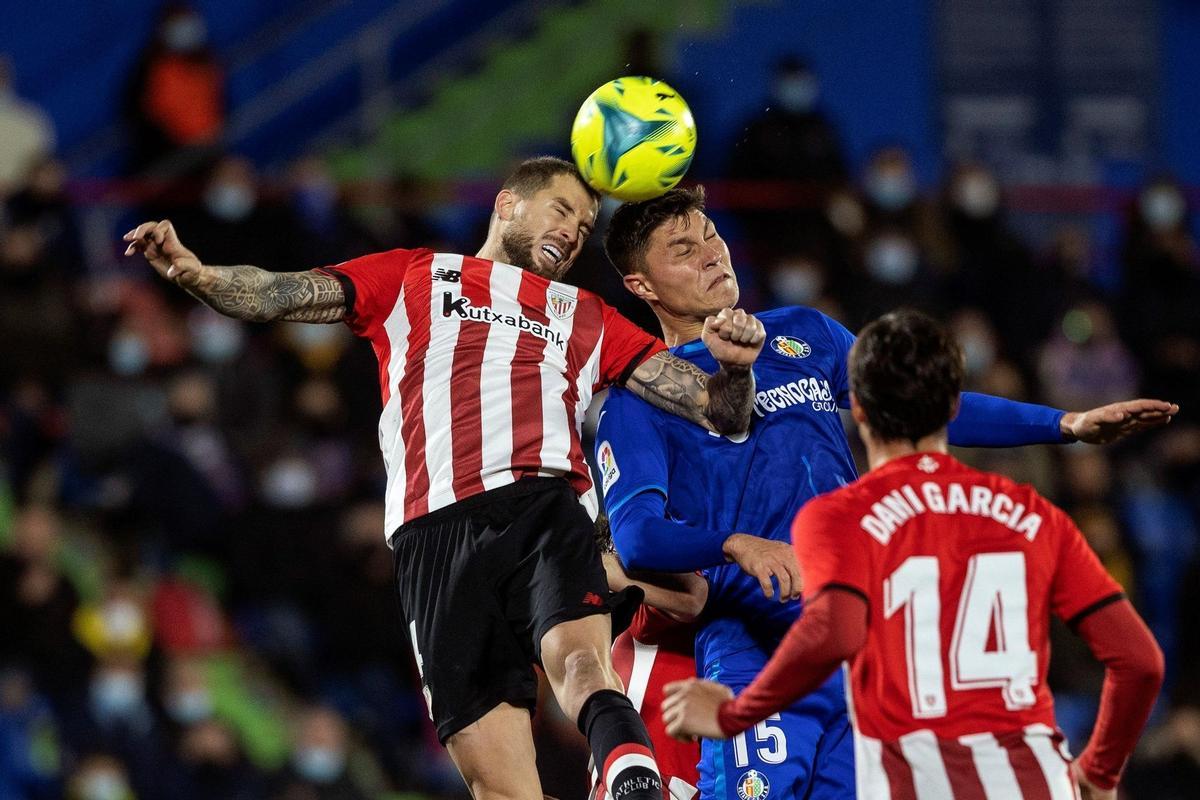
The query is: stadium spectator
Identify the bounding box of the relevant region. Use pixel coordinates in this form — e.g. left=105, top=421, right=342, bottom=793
left=0, top=665, right=62, bottom=799
left=0, top=58, right=55, bottom=196
left=269, top=705, right=370, bottom=800
left=1119, top=178, right=1200, bottom=412
left=125, top=4, right=225, bottom=176
left=65, top=754, right=136, bottom=800
left=1037, top=302, right=1139, bottom=411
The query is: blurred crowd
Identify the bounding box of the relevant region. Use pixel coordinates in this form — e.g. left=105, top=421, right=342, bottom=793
left=2, top=16, right=1200, bottom=800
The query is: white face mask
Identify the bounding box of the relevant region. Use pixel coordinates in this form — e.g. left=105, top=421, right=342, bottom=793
left=162, top=16, right=207, bottom=52
left=204, top=183, right=257, bottom=222
left=1139, top=187, right=1185, bottom=231
left=108, top=331, right=149, bottom=377
left=262, top=458, right=318, bottom=508
left=769, top=262, right=824, bottom=305
left=775, top=76, right=819, bottom=112
left=293, top=746, right=346, bottom=783
left=866, top=170, right=917, bottom=211
left=166, top=688, right=213, bottom=724
left=866, top=236, right=919, bottom=284
left=78, top=771, right=131, bottom=800
left=953, top=175, right=1000, bottom=219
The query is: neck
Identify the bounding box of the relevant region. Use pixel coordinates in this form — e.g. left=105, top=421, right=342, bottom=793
left=653, top=306, right=708, bottom=348
left=865, top=431, right=949, bottom=471
left=475, top=236, right=505, bottom=264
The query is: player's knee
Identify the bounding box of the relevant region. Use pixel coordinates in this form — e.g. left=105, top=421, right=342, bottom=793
left=555, top=648, right=618, bottom=717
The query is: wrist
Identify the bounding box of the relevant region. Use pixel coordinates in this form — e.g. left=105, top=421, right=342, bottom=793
left=722, top=533, right=746, bottom=561
left=716, top=699, right=743, bottom=737
left=716, top=361, right=752, bottom=375
left=1074, top=753, right=1118, bottom=791
left=1059, top=411, right=1079, bottom=442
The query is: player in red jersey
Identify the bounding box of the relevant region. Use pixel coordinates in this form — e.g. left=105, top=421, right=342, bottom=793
left=124, top=156, right=767, bottom=800
left=663, top=309, right=1166, bottom=799
left=595, top=518, right=707, bottom=800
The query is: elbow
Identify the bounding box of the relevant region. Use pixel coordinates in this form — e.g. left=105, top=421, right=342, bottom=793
left=1139, top=641, right=1167, bottom=691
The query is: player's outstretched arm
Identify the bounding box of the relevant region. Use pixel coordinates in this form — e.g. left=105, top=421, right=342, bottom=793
left=624, top=308, right=764, bottom=434
left=1060, top=398, right=1179, bottom=444
left=123, top=220, right=346, bottom=324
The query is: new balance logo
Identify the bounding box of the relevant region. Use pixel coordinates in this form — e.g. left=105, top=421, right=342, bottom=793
left=441, top=292, right=566, bottom=349
left=582, top=592, right=604, bottom=607
left=433, top=268, right=461, bottom=283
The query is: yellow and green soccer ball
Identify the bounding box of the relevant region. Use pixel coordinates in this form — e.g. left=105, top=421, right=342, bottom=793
left=570, top=76, right=696, bottom=202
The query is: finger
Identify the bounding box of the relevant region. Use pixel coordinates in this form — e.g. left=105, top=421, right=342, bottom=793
left=663, top=679, right=693, bottom=695
left=774, top=566, right=792, bottom=603
left=749, top=319, right=766, bottom=345
left=757, top=569, right=775, bottom=598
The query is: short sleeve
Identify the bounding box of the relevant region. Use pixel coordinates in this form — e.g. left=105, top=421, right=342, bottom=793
left=595, top=390, right=669, bottom=516
left=315, top=248, right=418, bottom=338
left=820, top=313, right=857, bottom=408
left=792, top=496, right=871, bottom=603
left=597, top=304, right=667, bottom=388
left=1049, top=506, right=1124, bottom=626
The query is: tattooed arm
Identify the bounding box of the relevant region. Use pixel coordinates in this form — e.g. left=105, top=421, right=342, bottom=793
left=625, top=309, right=765, bottom=434
left=122, top=220, right=346, bottom=323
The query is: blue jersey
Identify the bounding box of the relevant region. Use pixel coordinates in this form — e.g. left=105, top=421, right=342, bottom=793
left=598, top=306, right=858, bottom=666
left=596, top=305, right=1066, bottom=669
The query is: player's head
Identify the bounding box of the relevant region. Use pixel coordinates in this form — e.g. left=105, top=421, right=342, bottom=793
left=489, top=156, right=601, bottom=281
left=604, top=186, right=739, bottom=321
left=849, top=309, right=963, bottom=446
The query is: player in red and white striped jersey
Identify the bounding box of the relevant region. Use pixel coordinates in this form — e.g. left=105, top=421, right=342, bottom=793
left=125, top=156, right=767, bottom=800
left=664, top=310, right=1165, bottom=800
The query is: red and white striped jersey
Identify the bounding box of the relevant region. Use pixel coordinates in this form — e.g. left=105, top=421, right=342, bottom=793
left=792, top=452, right=1123, bottom=798
left=320, top=248, right=666, bottom=537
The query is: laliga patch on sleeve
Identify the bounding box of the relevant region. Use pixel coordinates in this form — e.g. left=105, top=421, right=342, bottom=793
left=597, top=440, right=621, bottom=493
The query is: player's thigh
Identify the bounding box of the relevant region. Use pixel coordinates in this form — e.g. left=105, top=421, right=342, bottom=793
left=698, top=705, right=824, bottom=800
left=445, top=702, right=542, bottom=800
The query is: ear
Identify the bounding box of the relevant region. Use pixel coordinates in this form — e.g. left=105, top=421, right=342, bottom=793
left=623, top=272, right=658, bottom=302
left=494, top=189, right=518, bottom=222
left=849, top=391, right=868, bottom=425
left=948, top=394, right=962, bottom=422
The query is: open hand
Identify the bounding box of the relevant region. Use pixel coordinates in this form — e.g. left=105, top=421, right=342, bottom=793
left=662, top=678, right=734, bottom=741
left=1061, top=399, right=1178, bottom=444
left=702, top=308, right=765, bottom=368
left=722, top=534, right=802, bottom=602
left=123, top=220, right=206, bottom=290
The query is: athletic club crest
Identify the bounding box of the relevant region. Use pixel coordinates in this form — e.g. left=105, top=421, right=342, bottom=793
left=771, top=335, right=811, bottom=358
left=547, top=290, right=577, bottom=320
left=736, top=769, right=769, bottom=800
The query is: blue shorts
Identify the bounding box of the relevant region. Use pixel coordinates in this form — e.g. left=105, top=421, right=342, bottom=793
left=698, top=653, right=854, bottom=800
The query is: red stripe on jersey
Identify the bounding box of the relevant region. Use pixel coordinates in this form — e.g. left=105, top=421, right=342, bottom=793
left=373, top=337, right=394, bottom=407
left=448, top=258, right=493, bottom=500
left=880, top=741, right=917, bottom=800
left=399, top=263, right=433, bottom=520
left=999, top=735, right=1053, bottom=800
left=509, top=271, right=551, bottom=480
left=559, top=295, right=603, bottom=496
left=938, top=738, right=988, bottom=800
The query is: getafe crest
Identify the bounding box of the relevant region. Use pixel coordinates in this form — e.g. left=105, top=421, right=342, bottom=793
left=547, top=290, right=577, bottom=320
left=771, top=336, right=811, bottom=359
left=736, top=770, right=770, bottom=800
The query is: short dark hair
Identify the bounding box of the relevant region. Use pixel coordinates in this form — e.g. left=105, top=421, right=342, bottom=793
left=502, top=156, right=600, bottom=204
left=604, top=186, right=707, bottom=276
left=849, top=309, right=964, bottom=444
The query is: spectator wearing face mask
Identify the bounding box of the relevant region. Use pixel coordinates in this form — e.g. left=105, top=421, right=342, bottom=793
left=0, top=58, right=56, bottom=196
left=67, top=754, right=137, bottom=800
left=727, top=56, right=849, bottom=267
left=1118, top=177, right=1200, bottom=412
left=270, top=706, right=371, bottom=800
left=171, top=156, right=293, bottom=273
left=858, top=145, right=956, bottom=276
left=124, top=4, right=225, bottom=175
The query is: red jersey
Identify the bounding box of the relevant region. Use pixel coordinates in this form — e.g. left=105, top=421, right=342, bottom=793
left=321, top=249, right=665, bottom=535
left=600, top=606, right=700, bottom=800
left=793, top=452, right=1122, bottom=798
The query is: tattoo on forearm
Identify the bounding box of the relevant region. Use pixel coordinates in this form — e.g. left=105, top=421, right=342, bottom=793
left=704, top=364, right=755, bottom=434
left=187, top=266, right=346, bottom=323
left=627, top=353, right=713, bottom=426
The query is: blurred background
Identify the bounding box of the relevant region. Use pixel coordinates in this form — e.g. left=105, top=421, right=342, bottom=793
left=1, top=1, right=1198, bottom=798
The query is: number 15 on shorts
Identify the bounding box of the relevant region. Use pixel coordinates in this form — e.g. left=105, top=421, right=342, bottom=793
left=732, top=713, right=788, bottom=767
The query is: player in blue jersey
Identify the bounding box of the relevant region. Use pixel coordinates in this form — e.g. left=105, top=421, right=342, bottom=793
left=595, top=186, right=1177, bottom=800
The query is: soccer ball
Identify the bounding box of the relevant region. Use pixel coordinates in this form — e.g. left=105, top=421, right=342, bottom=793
left=570, top=76, right=697, bottom=202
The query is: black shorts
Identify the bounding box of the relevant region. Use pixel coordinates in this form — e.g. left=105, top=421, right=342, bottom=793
left=391, top=477, right=615, bottom=743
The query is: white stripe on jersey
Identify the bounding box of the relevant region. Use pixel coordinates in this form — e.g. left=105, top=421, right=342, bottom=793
left=625, top=639, right=659, bottom=714
left=537, top=283, right=579, bottom=475
left=853, top=733, right=892, bottom=800
left=959, top=732, right=1023, bottom=799
left=422, top=253, right=466, bottom=512
left=380, top=279, right=411, bottom=539
left=478, top=262, right=523, bottom=490
left=1023, top=724, right=1078, bottom=800
left=898, top=729, right=955, bottom=799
